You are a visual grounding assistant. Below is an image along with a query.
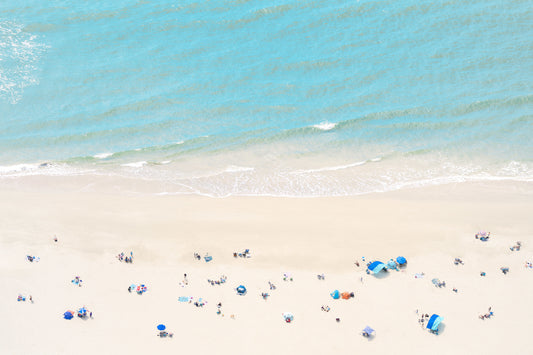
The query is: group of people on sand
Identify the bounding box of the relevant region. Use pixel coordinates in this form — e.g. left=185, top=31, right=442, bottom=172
left=26, top=255, right=39, bottom=262
left=479, top=307, right=494, bottom=320
left=417, top=313, right=431, bottom=327
left=510, top=241, right=521, bottom=251
left=207, top=275, right=227, bottom=286
left=17, top=294, right=33, bottom=303
left=193, top=252, right=213, bottom=262
left=475, top=232, right=490, bottom=241
left=233, top=249, right=251, bottom=258
left=117, top=252, right=133, bottom=263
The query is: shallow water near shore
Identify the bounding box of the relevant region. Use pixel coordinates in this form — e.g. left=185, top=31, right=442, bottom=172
left=1, top=0, right=532, bottom=196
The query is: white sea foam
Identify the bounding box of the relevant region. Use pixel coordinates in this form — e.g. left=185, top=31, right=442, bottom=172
left=94, top=152, right=113, bottom=159
left=0, top=20, right=48, bottom=104
left=312, top=121, right=337, bottom=131
left=291, top=160, right=368, bottom=174
left=0, top=163, right=41, bottom=174
left=160, top=160, right=171, bottom=164
left=121, top=161, right=147, bottom=168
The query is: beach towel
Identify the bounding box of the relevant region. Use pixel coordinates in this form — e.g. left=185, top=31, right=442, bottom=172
left=178, top=296, right=190, bottom=302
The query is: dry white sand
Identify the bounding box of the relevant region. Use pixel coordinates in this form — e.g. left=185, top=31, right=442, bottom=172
left=1, top=180, right=532, bottom=354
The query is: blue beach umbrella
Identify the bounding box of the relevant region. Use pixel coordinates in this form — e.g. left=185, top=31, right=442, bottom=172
left=63, top=311, right=74, bottom=320
left=396, top=256, right=407, bottom=265
left=387, top=260, right=397, bottom=269
left=426, top=314, right=443, bottom=331
left=236, top=285, right=247, bottom=295
left=367, top=261, right=386, bottom=274
left=363, top=326, right=375, bottom=335
left=157, top=324, right=166, bottom=331
left=330, top=290, right=340, bottom=299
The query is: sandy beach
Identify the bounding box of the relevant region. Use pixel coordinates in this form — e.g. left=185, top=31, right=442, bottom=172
left=1, top=180, right=532, bottom=354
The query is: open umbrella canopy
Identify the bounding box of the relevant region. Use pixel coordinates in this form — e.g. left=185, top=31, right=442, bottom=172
left=368, top=261, right=386, bottom=274
left=427, top=314, right=443, bottom=331
left=363, top=326, right=375, bottom=335
left=157, top=324, right=166, bottom=331
left=63, top=311, right=74, bottom=320
left=236, top=285, right=247, bottom=294
left=283, top=313, right=294, bottom=322
left=387, top=260, right=397, bottom=268
left=330, top=290, right=340, bottom=299
left=396, top=256, right=407, bottom=265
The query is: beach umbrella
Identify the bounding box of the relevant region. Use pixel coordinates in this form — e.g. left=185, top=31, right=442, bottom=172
left=77, top=307, right=87, bottom=317
left=283, top=312, right=294, bottom=323
left=363, top=326, right=375, bottom=335
left=63, top=311, right=74, bottom=320
left=330, top=290, right=340, bottom=299
left=236, top=285, right=247, bottom=295
left=367, top=261, right=386, bottom=274
left=396, top=256, right=407, bottom=265
left=426, top=314, right=443, bottom=331
left=157, top=324, right=166, bottom=331
left=387, top=260, right=397, bottom=269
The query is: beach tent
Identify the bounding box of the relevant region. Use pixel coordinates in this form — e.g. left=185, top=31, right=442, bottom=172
left=426, top=314, right=443, bottom=331
left=283, top=312, right=294, bottom=323
left=63, top=311, right=74, bottom=320
left=367, top=261, right=386, bottom=274
left=330, top=290, right=340, bottom=299
left=396, top=256, right=407, bottom=265
left=236, top=285, right=247, bottom=295
left=157, top=324, right=166, bottom=331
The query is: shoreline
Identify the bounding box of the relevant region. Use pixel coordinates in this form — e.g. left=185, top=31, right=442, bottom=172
left=1, top=180, right=532, bottom=354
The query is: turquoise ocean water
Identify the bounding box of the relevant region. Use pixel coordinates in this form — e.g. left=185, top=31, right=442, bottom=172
left=1, top=0, right=532, bottom=196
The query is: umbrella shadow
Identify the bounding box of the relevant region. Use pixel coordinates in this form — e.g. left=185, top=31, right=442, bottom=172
left=436, top=323, right=446, bottom=335
left=373, top=271, right=390, bottom=279
left=365, top=334, right=377, bottom=342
